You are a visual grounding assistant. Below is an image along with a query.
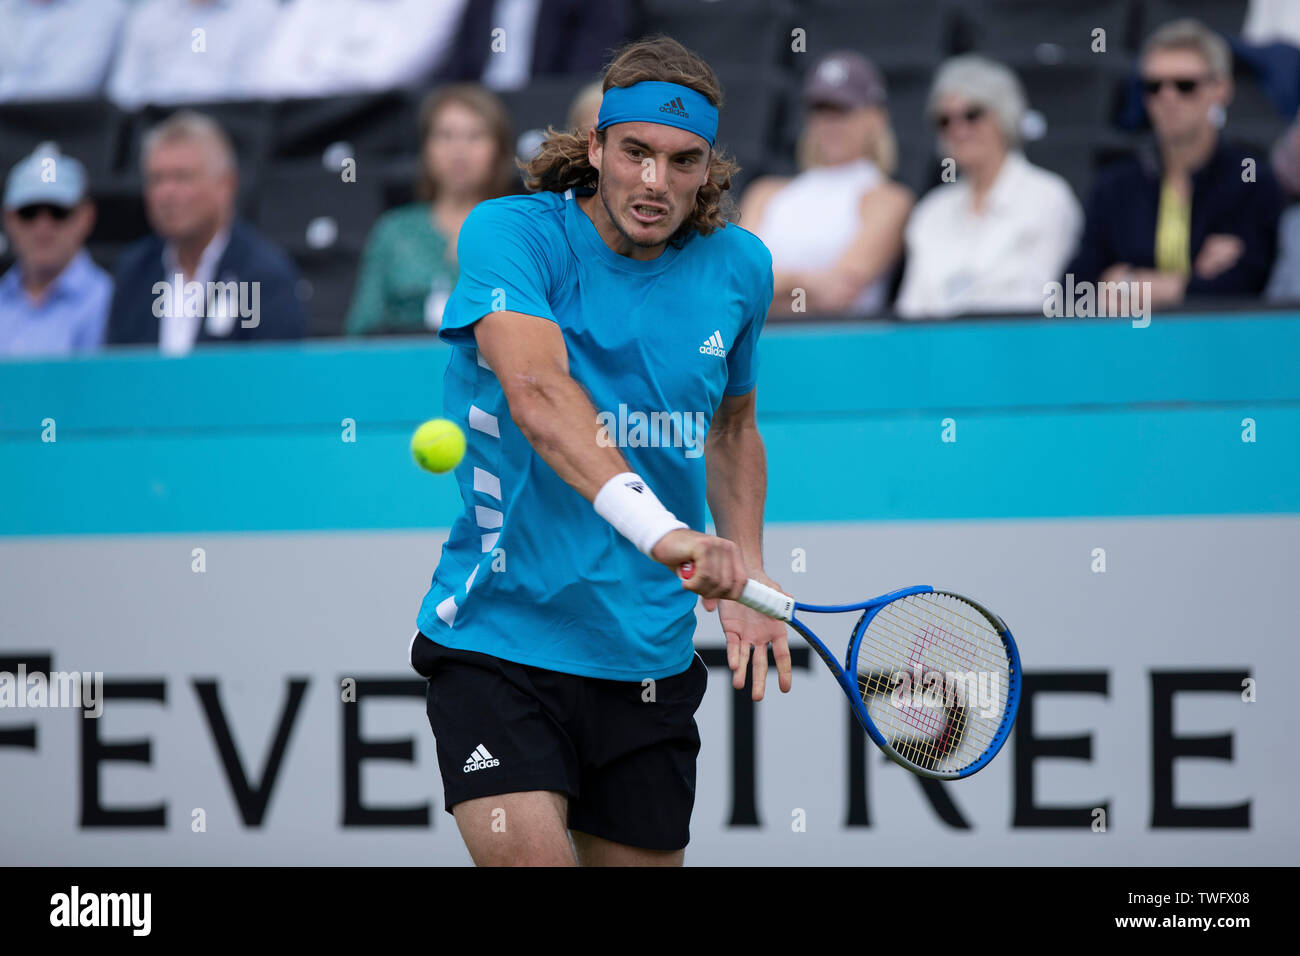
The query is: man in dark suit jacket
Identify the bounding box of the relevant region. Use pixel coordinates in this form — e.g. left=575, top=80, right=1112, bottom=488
left=108, top=110, right=307, bottom=351
left=1066, top=19, right=1282, bottom=308
left=436, top=0, right=635, bottom=88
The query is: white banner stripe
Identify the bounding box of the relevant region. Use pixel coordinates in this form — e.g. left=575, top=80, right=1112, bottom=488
left=435, top=595, right=457, bottom=626
left=480, top=532, right=499, bottom=552
left=468, top=405, right=499, bottom=437
left=475, top=505, right=503, bottom=529
left=473, top=467, right=502, bottom=500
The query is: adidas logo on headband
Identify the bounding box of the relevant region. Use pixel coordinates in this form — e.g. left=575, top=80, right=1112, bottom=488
left=598, top=81, right=717, bottom=146
left=659, top=96, right=689, bottom=119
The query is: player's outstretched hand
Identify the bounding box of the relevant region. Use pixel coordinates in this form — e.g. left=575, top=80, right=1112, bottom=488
left=718, top=570, right=793, bottom=701
left=651, top=528, right=745, bottom=611
left=654, top=531, right=793, bottom=700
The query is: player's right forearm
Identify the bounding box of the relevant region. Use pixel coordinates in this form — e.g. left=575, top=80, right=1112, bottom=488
left=505, top=374, right=632, bottom=503
left=508, top=374, right=691, bottom=560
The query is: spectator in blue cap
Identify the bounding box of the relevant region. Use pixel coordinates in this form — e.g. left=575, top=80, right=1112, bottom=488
left=0, top=143, right=111, bottom=356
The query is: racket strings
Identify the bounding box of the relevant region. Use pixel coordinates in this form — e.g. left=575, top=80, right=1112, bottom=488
left=863, top=597, right=1009, bottom=671
left=864, top=597, right=1007, bottom=765
left=854, top=593, right=1012, bottom=775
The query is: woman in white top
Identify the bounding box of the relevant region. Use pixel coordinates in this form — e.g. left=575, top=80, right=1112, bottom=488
left=895, top=54, right=1083, bottom=319
left=740, top=52, right=913, bottom=318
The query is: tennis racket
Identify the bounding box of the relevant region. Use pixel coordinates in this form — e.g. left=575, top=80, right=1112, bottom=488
left=680, top=564, right=1021, bottom=780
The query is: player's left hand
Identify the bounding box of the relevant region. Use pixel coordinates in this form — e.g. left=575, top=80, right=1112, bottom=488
left=717, top=570, right=792, bottom=701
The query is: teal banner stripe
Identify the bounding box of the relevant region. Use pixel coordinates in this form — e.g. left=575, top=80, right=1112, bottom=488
left=763, top=406, right=1297, bottom=522
left=756, top=313, right=1300, bottom=414
left=2, top=406, right=1294, bottom=535
left=2, top=315, right=1297, bottom=434
left=0, top=337, right=452, bottom=434
left=1, top=315, right=1297, bottom=534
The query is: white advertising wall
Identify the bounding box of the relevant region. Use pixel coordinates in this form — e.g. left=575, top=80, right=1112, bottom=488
left=1, top=516, right=1292, bottom=866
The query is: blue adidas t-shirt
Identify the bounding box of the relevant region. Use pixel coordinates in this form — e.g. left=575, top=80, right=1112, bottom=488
left=415, top=188, right=773, bottom=681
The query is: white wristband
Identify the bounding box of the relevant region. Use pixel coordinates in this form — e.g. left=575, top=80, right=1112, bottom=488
left=593, top=472, right=687, bottom=558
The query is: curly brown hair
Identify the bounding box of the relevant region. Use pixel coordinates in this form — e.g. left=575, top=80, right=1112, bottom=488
left=520, top=35, right=740, bottom=244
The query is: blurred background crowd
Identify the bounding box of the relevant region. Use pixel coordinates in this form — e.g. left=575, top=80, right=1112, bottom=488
left=1, top=0, right=1298, bottom=357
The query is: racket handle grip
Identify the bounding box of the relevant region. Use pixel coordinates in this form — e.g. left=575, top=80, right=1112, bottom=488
left=677, top=562, right=795, bottom=622
left=738, top=579, right=796, bottom=621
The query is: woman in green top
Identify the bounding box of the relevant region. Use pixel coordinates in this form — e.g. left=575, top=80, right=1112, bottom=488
left=346, top=84, right=516, bottom=335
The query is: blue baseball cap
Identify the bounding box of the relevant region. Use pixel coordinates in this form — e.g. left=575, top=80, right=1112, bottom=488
left=4, top=142, right=88, bottom=210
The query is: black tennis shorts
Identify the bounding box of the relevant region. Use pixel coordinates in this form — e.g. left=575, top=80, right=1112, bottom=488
left=409, top=631, right=708, bottom=852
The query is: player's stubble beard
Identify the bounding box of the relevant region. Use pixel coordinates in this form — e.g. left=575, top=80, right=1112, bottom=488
left=597, top=173, right=689, bottom=253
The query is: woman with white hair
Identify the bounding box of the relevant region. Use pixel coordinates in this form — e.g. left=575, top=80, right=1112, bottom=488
left=895, top=54, right=1082, bottom=319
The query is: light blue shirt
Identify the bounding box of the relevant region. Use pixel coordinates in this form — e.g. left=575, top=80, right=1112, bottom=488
left=0, top=250, right=112, bottom=356
left=106, top=0, right=279, bottom=109
left=0, top=0, right=126, bottom=101
left=416, top=189, right=773, bottom=681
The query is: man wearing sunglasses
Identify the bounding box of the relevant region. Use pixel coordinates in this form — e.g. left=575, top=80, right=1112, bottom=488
left=1067, top=18, right=1281, bottom=310
left=0, top=144, right=111, bottom=356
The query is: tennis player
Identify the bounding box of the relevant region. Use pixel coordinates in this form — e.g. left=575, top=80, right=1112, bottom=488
left=408, top=35, right=789, bottom=866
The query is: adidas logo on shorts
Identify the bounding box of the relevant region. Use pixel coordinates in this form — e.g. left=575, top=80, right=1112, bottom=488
left=699, top=330, right=727, bottom=356
left=463, top=744, right=500, bottom=773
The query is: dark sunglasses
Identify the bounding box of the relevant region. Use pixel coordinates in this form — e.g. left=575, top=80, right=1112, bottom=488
left=14, top=203, right=73, bottom=222
left=808, top=102, right=852, bottom=116
left=934, top=105, right=986, bottom=130
left=1141, top=75, right=1209, bottom=96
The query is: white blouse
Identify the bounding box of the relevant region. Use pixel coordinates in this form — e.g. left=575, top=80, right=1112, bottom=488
left=755, top=158, right=891, bottom=316
left=895, top=151, right=1082, bottom=319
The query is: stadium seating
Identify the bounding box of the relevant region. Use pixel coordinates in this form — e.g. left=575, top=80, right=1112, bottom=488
left=965, top=0, right=1136, bottom=59
left=253, top=165, right=383, bottom=337
left=1139, top=0, right=1250, bottom=42
left=786, top=0, right=955, bottom=71
left=266, top=93, right=417, bottom=166
left=494, top=73, right=594, bottom=159
left=642, top=0, right=791, bottom=73
left=0, top=99, right=121, bottom=181
left=0, top=0, right=1291, bottom=330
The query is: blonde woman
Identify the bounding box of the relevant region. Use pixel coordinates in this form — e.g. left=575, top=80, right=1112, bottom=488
left=740, top=52, right=913, bottom=318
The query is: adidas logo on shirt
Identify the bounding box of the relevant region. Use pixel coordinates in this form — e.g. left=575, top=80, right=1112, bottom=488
left=463, top=744, right=500, bottom=773
left=699, top=331, right=727, bottom=357
left=659, top=96, right=689, bottom=118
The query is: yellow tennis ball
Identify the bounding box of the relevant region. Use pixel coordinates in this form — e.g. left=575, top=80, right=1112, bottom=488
left=410, top=418, right=465, bottom=474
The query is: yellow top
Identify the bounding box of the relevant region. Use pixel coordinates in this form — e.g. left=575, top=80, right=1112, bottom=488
left=1154, top=177, right=1191, bottom=275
